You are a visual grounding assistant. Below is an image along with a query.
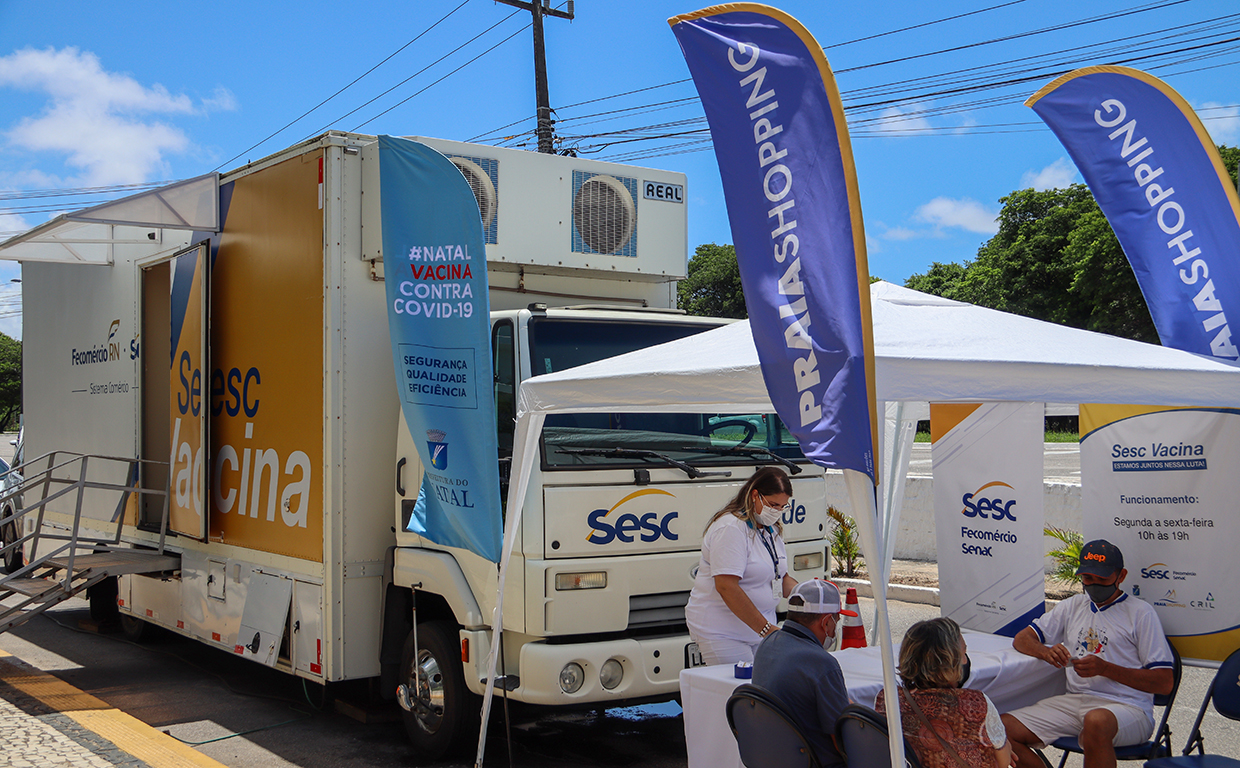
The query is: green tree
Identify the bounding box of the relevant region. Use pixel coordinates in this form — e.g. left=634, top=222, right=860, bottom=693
left=904, top=261, right=967, bottom=299
left=905, top=144, right=1240, bottom=342
left=0, top=333, right=19, bottom=432
left=678, top=243, right=747, bottom=318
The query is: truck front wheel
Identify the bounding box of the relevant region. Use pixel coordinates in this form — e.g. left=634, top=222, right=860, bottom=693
left=400, top=620, right=480, bottom=759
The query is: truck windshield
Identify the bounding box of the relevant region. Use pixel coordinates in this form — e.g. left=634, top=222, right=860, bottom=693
left=528, top=317, right=806, bottom=470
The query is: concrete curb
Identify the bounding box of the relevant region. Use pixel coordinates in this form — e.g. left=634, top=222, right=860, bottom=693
left=835, top=578, right=941, bottom=606
left=0, top=649, right=228, bottom=768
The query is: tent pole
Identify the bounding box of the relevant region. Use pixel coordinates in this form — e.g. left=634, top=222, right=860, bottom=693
left=845, top=470, right=905, bottom=767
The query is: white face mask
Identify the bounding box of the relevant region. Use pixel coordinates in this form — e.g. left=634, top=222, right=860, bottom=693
left=756, top=505, right=782, bottom=527
left=822, top=616, right=838, bottom=649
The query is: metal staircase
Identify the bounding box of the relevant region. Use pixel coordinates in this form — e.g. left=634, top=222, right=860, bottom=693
left=0, top=451, right=180, bottom=634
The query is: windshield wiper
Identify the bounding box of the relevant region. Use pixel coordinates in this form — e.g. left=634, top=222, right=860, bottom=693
left=554, top=447, right=732, bottom=479
left=678, top=446, right=803, bottom=475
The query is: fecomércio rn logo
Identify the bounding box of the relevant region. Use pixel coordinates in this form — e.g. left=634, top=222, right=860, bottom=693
left=72, top=318, right=126, bottom=366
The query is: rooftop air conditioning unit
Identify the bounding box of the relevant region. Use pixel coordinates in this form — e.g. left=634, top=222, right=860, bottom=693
left=364, top=136, right=687, bottom=281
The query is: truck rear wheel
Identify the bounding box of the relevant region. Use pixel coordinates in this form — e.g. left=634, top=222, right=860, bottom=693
left=400, top=620, right=480, bottom=759
left=1, top=513, right=21, bottom=574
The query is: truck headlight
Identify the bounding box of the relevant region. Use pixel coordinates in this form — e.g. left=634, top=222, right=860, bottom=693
left=559, top=662, right=585, bottom=693
left=555, top=572, right=607, bottom=590
left=793, top=552, right=824, bottom=571
left=600, top=658, right=623, bottom=690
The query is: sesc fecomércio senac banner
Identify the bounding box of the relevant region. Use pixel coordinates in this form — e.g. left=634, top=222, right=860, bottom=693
left=931, top=403, right=1046, bottom=636
left=1080, top=404, right=1240, bottom=663
left=670, top=5, right=878, bottom=482
left=380, top=136, right=502, bottom=563
left=1028, top=67, right=1240, bottom=360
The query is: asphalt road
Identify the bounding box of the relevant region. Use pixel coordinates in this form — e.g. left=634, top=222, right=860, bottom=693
left=909, top=442, right=1082, bottom=484
left=4, top=592, right=1236, bottom=768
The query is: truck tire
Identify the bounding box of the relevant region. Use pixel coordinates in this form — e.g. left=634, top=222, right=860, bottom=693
left=400, top=620, right=480, bottom=759
left=1, top=513, right=20, bottom=574
left=119, top=614, right=153, bottom=642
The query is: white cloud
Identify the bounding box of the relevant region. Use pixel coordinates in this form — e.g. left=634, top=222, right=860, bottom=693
left=1200, top=101, right=1240, bottom=145
left=873, top=102, right=934, bottom=136
left=881, top=226, right=924, bottom=241
left=0, top=47, right=228, bottom=185
left=1021, top=158, right=1077, bottom=191
left=201, top=86, right=238, bottom=113
left=914, top=197, right=999, bottom=235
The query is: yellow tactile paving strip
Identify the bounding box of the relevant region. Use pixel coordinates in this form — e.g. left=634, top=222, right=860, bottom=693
left=0, top=649, right=229, bottom=768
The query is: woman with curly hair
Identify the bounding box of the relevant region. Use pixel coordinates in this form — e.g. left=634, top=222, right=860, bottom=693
left=876, top=618, right=1015, bottom=768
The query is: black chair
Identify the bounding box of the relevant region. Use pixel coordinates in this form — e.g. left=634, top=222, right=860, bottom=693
left=1143, top=646, right=1240, bottom=768
left=1050, top=643, right=1183, bottom=766
left=835, top=703, right=923, bottom=768
left=726, top=683, right=820, bottom=768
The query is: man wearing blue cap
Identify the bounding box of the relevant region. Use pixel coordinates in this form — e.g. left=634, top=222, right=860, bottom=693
left=1002, top=539, right=1175, bottom=768
left=753, top=579, right=857, bottom=768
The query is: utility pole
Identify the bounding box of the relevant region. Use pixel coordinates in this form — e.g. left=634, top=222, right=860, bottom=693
left=496, top=0, right=574, bottom=153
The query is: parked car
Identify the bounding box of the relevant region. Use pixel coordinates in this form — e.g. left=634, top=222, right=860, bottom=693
left=1, top=429, right=23, bottom=573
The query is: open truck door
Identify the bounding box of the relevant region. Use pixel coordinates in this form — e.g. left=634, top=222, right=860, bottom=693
left=141, top=241, right=209, bottom=539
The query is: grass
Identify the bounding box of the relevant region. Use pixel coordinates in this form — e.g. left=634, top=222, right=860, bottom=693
left=914, top=429, right=1080, bottom=443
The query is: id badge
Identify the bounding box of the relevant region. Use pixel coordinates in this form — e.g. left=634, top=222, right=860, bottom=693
left=772, top=579, right=782, bottom=601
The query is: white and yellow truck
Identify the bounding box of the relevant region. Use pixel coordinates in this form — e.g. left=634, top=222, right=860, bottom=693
left=7, top=132, right=830, bottom=757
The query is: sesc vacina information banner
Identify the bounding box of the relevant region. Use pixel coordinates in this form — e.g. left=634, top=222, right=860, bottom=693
left=380, top=136, right=502, bottom=563
left=1080, top=404, right=1240, bottom=664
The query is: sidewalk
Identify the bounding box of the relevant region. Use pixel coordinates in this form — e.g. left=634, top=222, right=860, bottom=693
left=841, top=558, right=1080, bottom=606
left=0, top=648, right=227, bottom=768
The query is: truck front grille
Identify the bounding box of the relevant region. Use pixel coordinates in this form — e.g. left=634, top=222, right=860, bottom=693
left=628, top=591, right=689, bottom=630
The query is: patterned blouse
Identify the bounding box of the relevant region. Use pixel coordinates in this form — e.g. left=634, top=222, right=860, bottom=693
left=875, top=687, right=1006, bottom=768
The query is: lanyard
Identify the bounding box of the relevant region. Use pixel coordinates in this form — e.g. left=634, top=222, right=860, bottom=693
left=757, top=526, right=780, bottom=578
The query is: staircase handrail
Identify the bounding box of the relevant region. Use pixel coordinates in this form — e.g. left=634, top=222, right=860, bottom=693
left=0, top=450, right=170, bottom=593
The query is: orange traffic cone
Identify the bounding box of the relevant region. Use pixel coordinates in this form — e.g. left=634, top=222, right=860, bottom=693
left=839, top=587, right=867, bottom=649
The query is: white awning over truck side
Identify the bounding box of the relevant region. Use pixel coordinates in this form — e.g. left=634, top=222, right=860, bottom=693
left=0, top=173, right=219, bottom=264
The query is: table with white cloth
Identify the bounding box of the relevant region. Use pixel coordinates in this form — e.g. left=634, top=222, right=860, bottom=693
left=679, top=632, right=1068, bottom=768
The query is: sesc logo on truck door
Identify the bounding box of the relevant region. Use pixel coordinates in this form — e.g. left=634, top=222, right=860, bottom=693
left=587, top=488, right=679, bottom=545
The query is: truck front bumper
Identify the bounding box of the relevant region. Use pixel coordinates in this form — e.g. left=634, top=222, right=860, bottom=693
left=483, top=633, right=691, bottom=706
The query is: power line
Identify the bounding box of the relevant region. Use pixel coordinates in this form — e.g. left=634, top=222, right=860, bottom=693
left=350, top=16, right=531, bottom=132
left=211, top=0, right=474, bottom=172
left=307, top=6, right=526, bottom=137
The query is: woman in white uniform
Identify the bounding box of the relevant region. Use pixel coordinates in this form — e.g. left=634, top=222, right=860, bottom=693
left=685, top=466, right=798, bottom=665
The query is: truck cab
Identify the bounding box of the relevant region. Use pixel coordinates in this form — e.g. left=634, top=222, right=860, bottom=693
left=387, top=304, right=830, bottom=755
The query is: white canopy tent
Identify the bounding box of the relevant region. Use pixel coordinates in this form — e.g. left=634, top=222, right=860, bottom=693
left=0, top=173, right=219, bottom=264
left=479, top=281, right=1240, bottom=765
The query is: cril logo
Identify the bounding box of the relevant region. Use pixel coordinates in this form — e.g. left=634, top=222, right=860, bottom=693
left=587, top=489, right=679, bottom=545
left=1141, top=563, right=1171, bottom=580
left=1190, top=592, right=1216, bottom=610
left=960, top=481, right=1018, bottom=521
left=426, top=429, right=448, bottom=470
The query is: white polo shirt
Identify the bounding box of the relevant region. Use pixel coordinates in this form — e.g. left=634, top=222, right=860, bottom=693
left=1029, top=592, right=1174, bottom=713
left=685, top=514, right=787, bottom=643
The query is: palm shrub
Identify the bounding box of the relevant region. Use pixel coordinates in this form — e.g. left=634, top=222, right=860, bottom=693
left=1045, top=526, right=1084, bottom=584
left=827, top=506, right=864, bottom=578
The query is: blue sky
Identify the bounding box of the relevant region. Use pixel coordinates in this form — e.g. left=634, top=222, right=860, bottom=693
left=1, top=0, right=1237, bottom=340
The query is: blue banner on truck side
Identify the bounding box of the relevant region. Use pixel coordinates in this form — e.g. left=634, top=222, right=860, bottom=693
left=670, top=6, right=878, bottom=481
left=1028, top=66, right=1240, bottom=359
left=380, top=135, right=502, bottom=562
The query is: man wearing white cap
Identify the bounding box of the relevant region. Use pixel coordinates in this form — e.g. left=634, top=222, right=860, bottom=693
left=752, top=579, right=857, bottom=768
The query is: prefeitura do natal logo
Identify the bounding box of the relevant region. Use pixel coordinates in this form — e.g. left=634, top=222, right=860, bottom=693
left=427, top=430, right=448, bottom=470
